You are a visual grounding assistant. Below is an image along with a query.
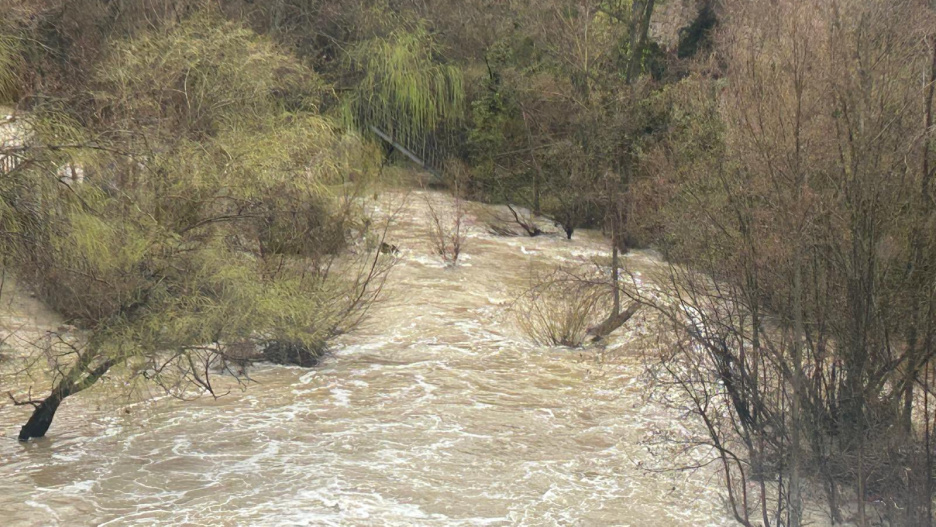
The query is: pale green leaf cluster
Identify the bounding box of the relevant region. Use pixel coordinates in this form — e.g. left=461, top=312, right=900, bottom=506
left=344, top=27, right=464, bottom=160
left=1, top=13, right=386, bottom=395
left=0, top=31, right=20, bottom=103
left=97, top=12, right=325, bottom=137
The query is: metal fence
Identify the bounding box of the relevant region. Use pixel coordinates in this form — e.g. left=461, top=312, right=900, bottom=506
left=1, top=113, right=26, bottom=175
left=0, top=151, right=22, bottom=174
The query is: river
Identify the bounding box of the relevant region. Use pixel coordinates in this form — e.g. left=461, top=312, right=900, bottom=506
left=0, top=191, right=735, bottom=526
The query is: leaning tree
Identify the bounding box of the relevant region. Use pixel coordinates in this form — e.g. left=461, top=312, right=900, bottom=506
left=1, top=13, right=391, bottom=441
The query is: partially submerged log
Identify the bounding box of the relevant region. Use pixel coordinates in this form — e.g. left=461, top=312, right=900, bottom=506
left=586, top=303, right=640, bottom=342
left=486, top=223, right=520, bottom=237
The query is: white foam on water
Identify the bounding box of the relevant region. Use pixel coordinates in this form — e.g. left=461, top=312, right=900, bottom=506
left=0, top=192, right=740, bottom=527
left=62, top=480, right=96, bottom=493
left=298, top=371, right=317, bottom=385
left=330, top=387, right=352, bottom=407
left=24, top=500, right=61, bottom=521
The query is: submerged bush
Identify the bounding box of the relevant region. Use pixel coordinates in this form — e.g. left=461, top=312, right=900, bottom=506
left=513, top=271, right=604, bottom=347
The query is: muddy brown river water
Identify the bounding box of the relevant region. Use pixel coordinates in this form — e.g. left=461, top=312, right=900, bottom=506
left=0, top=191, right=736, bottom=526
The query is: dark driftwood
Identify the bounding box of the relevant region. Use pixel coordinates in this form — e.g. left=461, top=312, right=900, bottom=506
left=379, top=242, right=400, bottom=255
left=587, top=303, right=640, bottom=342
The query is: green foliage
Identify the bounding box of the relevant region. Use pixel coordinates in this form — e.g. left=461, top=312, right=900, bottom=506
left=649, top=77, right=727, bottom=255
left=448, top=0, right=674, bottom=241
left=468, top=76, right=509, bottom=161
left=1, top=13, right=386, bottom=417
left=343, top=26, right=464, bottom=167
left=96, top=12, right=325, bottom=138
left=539, top=140, right=601, bottom=236
left=0, top=32, right=20, bottom=103
left=677, top=3, right=717, bottom=59
left=464, top=63, right=517, bottom=194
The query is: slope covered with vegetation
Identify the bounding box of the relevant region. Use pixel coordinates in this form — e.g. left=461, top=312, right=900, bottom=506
left=2, top=1, right=936, bottom=525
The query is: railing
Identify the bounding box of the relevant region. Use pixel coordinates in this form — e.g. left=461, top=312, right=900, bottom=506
left=2, top=115, right=86, bottom=182
left=1, top=110, right=25, bottom=175
left=0, top=151, right=21, bottom=174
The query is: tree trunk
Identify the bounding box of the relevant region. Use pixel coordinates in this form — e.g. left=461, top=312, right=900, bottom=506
left=18, top=394, right=65, bottom=441
left=789, top=257, right=804, bottom=527
left=625, top=0, right=657, bottom=83
left=18, top=356, right=114, bottom=441
left=609, top=0, right=655, bottom=318
left=369, top=125, right=442, bottom=180
left=521, top=108, right=543, bottom=216
left=588, top=302, right=639, bottom=341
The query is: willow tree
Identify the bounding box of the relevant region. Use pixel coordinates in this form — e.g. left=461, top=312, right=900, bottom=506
left=343, top=27, right=464, bottom=175
left=2, top=14, right=390, bottom=441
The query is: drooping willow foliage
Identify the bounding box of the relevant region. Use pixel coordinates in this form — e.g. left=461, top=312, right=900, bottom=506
left=0, top=29, right=21, bottom=104
left=344, top=27, right=464, bottom=173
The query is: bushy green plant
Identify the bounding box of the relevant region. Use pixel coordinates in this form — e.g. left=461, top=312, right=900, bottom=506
left=2, top=14, right=388, bottom=441
left=342, top=26, right=464, bottom=170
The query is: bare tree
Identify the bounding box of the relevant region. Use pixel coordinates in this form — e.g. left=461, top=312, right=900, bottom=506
left=641, top=0, right=936, bottom=524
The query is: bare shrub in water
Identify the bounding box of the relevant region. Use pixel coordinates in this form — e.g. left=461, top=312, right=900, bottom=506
left=425, top=162, right=471, bottom=266
left=514, top=271, right=604, bottom=347
left=477, top=202, right=543, bottom=238
left=425, top=194, right=467, bottom=265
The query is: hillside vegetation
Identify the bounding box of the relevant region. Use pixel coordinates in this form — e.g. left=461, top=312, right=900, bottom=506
left=1, top=1, right=935, bottom=525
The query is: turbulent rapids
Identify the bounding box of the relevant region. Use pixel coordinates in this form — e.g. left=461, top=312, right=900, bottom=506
left=0, top=192, right=734, bottom=526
